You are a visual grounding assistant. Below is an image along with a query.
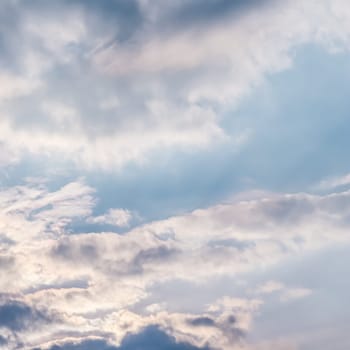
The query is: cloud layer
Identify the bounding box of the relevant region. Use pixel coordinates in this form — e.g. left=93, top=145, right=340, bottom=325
left=0, top=0, right=350, bottom=169
left=1, top=1, right=350, bottom=349
left=0, top=178, right=348, bottom=349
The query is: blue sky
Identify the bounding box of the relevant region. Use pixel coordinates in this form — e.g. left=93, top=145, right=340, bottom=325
left=0, top=1, right=350, bottom=349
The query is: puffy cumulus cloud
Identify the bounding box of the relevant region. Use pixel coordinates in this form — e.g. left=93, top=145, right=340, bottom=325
left=131, top=190, right=350, bottom=281
left=87, top=208, right=133, bottom=227
left=0, top=178, right=349, bottom=348
left=0, top=179, right=256, bottom=348
left=1, top=0, right=350, bottom=169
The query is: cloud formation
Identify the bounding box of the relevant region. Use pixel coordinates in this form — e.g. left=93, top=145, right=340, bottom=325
left=0, top=178, right=348, bottom=349
left=41, top=325, right=209, bottom=350
left=1, top=1, right=350, bottom=349
left=0, top=0, right=349, bottom=169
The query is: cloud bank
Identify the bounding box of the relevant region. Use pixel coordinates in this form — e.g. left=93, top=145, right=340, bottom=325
left=0, top=178, right=348, bottom=348
left=0, top=0, right=349, bottom=169
left=1, top=1, right=350, bottom=349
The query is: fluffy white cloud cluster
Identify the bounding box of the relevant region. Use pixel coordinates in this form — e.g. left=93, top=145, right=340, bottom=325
left=0, top=179, right=349, bottom=349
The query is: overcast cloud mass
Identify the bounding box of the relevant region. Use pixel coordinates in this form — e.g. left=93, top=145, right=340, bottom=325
left=0, top=0, right=350, bottom=349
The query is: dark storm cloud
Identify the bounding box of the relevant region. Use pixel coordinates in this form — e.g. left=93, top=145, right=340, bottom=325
left=0, top=300, right=51, bottom=331
left=43, top=326, right=209, bottom=350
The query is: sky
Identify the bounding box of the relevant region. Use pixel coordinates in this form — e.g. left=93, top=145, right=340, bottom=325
left=0, top=0, right=350, bottom=349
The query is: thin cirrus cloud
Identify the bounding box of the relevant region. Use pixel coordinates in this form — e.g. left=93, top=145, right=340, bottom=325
left=0, top=1, right=350, bottom=350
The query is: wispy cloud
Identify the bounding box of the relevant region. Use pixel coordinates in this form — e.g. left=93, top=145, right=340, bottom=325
left=0, top=0, right=349, bottom=169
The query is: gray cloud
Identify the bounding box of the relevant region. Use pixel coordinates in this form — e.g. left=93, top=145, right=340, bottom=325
left=187, top=314, right=244, bottom=344
left=187, top=316, right=216, bottom=327
left=34, top=339, right=118, bottom=350
left=0, top=255, right=15, bottom=269
left=160, top=0, right=271, bottom=30
left=0, top=335, right=7, bottom=346
left=41, top=326, right=209, bottom=350
left=0, top=300, right=52, bottom=332
left=51, top=237, right=179, bottom=278
left=130, top=245, right=179, bottom=274
left=0, top=0, right=349, bottom=349
left=0, top=0, right=331, bottom=170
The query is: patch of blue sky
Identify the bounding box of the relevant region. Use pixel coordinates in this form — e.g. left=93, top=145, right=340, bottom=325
left=3, top=44, right=350, bottom=229
left=86, top=44, right=350, bottom=223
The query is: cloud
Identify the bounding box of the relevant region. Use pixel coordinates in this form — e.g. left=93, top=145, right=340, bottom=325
left=255, top=281, right=285, bottom=294
left=87, top=208, right=132, bottom=227
left=0, top=1, right=349, bottom=349
left=0, top=178, right=349, bottom=348
left=0, top=335, right=7, bottom=349
left=278, top=288, right=312, bottom=303
left=41, top=325, right=209, bottom=350
left=40, top=338, right=118, bottom=350
left=255, top=281, right=312, bottom=302
left=0, top=0, right=350, bottom=169
left=316, top=172, right=350, bottom=190
left=0, top=300, right=52, bottom=332
left=0, top=299, right=57, bottom=348
left=188, top=316, right=216, bottom=327
left=117, top=326, right=209, bottom=350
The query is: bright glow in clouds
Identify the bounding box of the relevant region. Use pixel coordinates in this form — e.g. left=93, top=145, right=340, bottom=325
left=0, top=0, right=349, bottom=349
left=0, top=180, right=349, bottom=349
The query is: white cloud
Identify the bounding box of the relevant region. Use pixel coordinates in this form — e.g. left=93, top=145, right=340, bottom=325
left=1, top=0, right=350, bottom=168
left=0, top=179, right=349, bottom=348
left=255, top=281, right=312, bottom=303
left=87, top=208, right=133, bottom=227
left=256, top=281, right=285, bottom=294
left=0, top=72, right=41, bottom=100
left=317, top=173, right=350, bottom=190
left=1, top=1, right=350, bottom=348
left=279, top=288, right=313, bottom=302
